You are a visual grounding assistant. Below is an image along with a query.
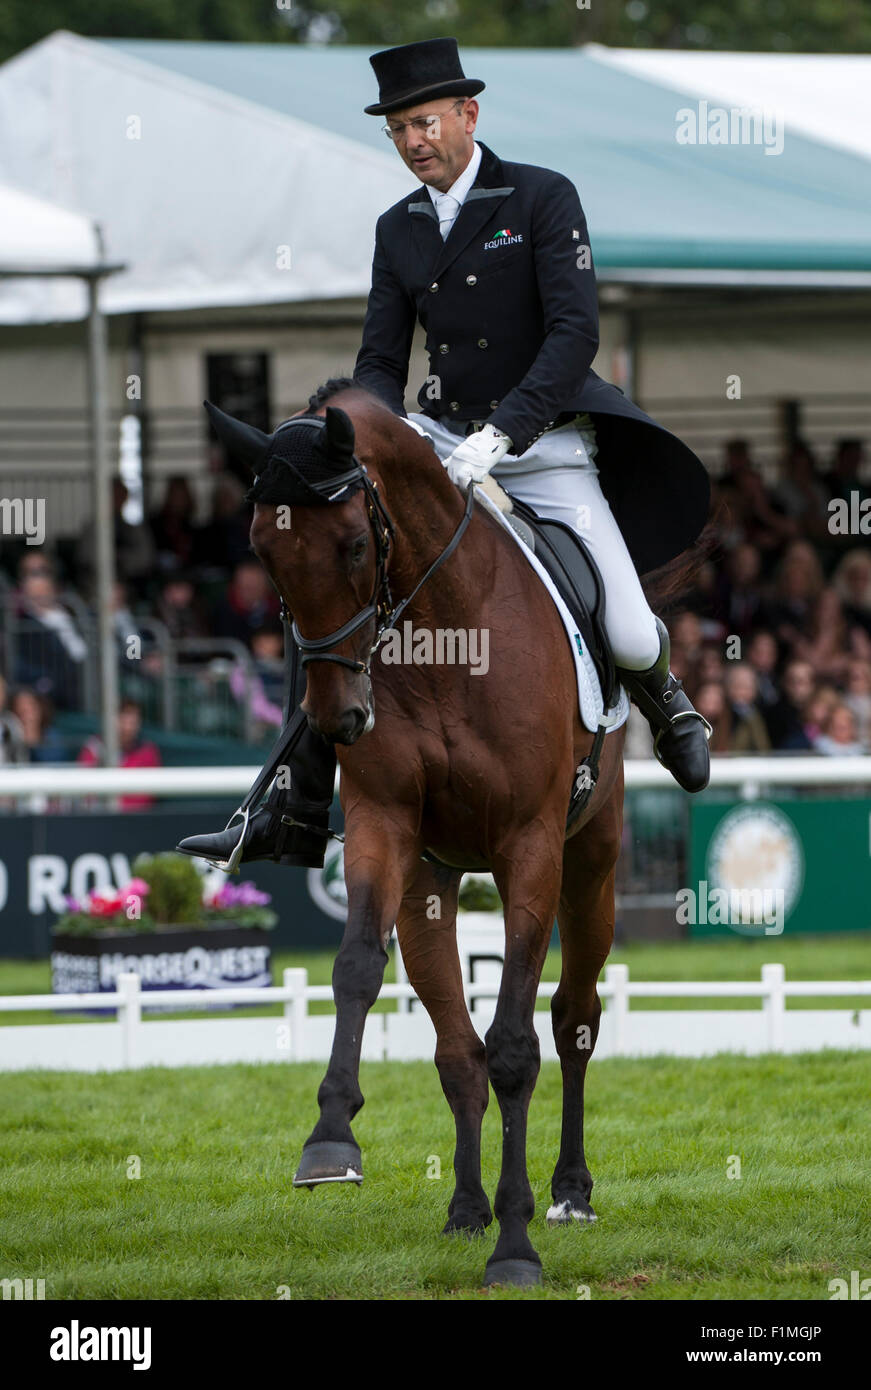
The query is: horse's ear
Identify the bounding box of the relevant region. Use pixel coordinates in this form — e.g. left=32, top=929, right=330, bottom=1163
left=204, top=401, right=270, bottom=472
left=323, top=406, right=356, bottom=463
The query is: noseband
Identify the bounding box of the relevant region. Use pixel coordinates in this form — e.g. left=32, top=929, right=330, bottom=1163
left=274, top=418, right=475, bottom=676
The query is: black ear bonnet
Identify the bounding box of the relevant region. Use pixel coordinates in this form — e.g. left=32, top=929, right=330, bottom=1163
left=203, top=400, right=364, bottom=507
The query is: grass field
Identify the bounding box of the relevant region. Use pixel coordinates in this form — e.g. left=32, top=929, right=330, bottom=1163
left=1, top=1051, right=868, bottom=1300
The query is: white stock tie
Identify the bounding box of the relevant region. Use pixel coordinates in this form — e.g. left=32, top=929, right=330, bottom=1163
left=434, top=193, right=460, bottom=241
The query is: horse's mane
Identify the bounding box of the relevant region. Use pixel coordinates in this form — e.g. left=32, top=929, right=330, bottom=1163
left=304, top=376, right=365, bottom=414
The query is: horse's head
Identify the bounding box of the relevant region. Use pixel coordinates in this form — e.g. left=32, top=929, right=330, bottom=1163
left=205, top=397, right=387, bottom=745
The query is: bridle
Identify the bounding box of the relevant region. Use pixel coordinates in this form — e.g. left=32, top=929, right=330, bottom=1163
left=273, top=418, right=476, bottom=676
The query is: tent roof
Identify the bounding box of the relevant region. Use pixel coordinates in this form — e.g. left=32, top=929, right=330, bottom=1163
left=0, top=180, right=120, bottom=324
left=590, top=48, right=871, bottom=163
left=100, top=38, right=871, bottom=282
left=1, top=32, right=871, bottom=322
left=0, top=182, right=103, bottom=273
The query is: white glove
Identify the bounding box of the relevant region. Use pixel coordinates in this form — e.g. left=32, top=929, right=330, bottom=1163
left=445, top=424, right=513, bottom=489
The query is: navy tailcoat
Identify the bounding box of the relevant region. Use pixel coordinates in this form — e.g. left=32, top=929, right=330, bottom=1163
left=353, top=140, right=709, bottom=574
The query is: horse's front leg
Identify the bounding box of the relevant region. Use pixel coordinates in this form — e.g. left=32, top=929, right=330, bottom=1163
left=483, top=828, right=563, bottom=1286
left=293, top=814, right=418, bottom=1188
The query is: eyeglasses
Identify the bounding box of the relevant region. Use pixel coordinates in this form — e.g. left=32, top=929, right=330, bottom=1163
left=382, top=99, right=467, bottom=142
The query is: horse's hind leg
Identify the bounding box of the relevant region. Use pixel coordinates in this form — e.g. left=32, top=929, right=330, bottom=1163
left=396, top=860, right=492, bottom=1236
left=548, top=783, right=622, bottom=1225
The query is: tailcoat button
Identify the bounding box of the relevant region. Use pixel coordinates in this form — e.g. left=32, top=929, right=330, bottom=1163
left=439, top=343, right=450, bottom=354
left=489, top=399, right=499, bottom=409
left=478, top=338, right=488, bottom=349
left=466, top=274, right=477, bottom=285
left=429, top=281, right=439, bottom=293
left=449, top=402, right=460, bottom=412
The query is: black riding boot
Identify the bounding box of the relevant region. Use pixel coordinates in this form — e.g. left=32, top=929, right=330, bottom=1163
left=617, top=617, right=712, bottom=793
left=176, top=633, right=338, bottom=870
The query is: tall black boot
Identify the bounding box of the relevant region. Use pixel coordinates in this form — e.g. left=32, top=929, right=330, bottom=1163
left=176, top=630, right=337, bottom=870
left=617, top=617, right=712, bottom=793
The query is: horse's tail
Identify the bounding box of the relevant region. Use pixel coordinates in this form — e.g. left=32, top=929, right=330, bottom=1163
left=640, top=496, right=727, bottom=616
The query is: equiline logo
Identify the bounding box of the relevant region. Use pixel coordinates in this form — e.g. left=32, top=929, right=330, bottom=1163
left=484, top=228, right=524, bottom=250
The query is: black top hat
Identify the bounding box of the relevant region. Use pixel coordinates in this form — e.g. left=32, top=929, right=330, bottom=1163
left=364, top=37, right=484, bottom=116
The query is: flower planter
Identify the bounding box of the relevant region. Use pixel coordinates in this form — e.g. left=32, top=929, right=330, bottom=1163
left=51, top=922, right=273, bottom=1014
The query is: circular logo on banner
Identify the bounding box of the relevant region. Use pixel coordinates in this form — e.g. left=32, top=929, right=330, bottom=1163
left=307, top=838, right=348, bottom=922
left=705, top=803, right=804, bottom=933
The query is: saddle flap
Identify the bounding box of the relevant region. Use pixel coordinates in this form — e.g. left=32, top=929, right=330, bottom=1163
left=506, top=496, right=617, bottom=709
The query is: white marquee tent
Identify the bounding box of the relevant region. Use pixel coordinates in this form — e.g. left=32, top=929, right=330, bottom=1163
left=0, top=30, right=413, bottom=323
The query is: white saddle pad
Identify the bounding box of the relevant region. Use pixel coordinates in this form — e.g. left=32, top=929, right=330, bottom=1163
left=475, top=488, right=629, bottom=735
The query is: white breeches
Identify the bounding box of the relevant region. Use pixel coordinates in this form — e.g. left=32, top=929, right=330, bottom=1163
left=407, top=411, right=661, bottom=670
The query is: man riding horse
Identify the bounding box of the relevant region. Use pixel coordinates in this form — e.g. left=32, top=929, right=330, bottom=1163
left=179, top=37, right=712, bottom=872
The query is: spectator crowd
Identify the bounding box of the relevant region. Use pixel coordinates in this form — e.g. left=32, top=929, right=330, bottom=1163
left=627, top=437, right=871, bottom=758
left=1, top=436, right=870, bottom=767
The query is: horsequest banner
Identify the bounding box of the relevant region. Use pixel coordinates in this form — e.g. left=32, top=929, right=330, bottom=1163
left=0, top=803, right=349, bottom=959
left=688, top=796, right=871, bottom=937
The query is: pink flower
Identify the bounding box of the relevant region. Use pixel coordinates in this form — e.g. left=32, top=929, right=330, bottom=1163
left=88, top=890, right=125, bottom=917
left=125, top=878, right=151, bottom=897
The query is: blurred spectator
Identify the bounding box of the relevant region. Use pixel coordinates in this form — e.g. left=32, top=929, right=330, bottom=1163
left=195, top=474, right=252, bottom=572
left=696, top=644, right=727, bottom=690
left=765, top=540, right=825, bottom=650
left=226, top=623, right=287, bottom=737
left=713, top=542, right=765, bottom=639
left=211, top=558, right=280, bottom=647
left=844, top=660, right=871, bottom=748
left=745, top=630, right=780, bottom=708
left=155, top=574, right=209, bottom=642
left=772, top=440, right=830, bottom=539
left=8, top=687, right=68, bottom=762
left=250, top=624, right=285, bottom=706
left=694, top=681, right=731, bottom=754
left=813, top=702, right=866, bottom=757
left=823, top=439, right=868, bottom=506
left=0, top=672, right=27, bottom=764
left=790, top=586, right=854, bottom=684
left=718, top=439, right=797, bottom=551
left=832, top=549, right=871, bottom=637
left=668, top=611, right=704, bottom=688
left=151, top=476, right=198, bottom=573
left=724, top=663, right=771, bottom=753
left=13, top=554, right=88, bottom=709
left=763, top=659, right=816, bottom=751
left=77, top=698, right=161, bottom=809
left=803, top=684, right=841, bottom=746
left=74, top=480, right=155, bottom=596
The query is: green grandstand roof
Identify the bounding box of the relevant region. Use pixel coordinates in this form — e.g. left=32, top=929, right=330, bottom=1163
left=102, top=41, right=871, bottom=278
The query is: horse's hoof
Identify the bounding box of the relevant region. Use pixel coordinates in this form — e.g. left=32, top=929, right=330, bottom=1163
left=483, top=1258, right=542, bottom=1288
left=442, top=1214, right=491, bottom=1238
left=292, top=1141, right=363, bottom=1189
left=546, top=1199, right=597, bottom=1227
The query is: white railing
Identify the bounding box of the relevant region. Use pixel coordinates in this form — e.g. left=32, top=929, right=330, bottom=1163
left=0, top=963, right=868, bottom=1071
left=0, top=755, right=869, bottom=798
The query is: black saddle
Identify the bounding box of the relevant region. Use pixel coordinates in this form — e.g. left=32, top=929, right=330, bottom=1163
left=506, top=495, right=618, bottom=711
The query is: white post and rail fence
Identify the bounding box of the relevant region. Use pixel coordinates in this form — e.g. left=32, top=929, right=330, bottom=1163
left=0, top=756, right=868, bottom=1070
left=0, top=964, right=869, bottom=1072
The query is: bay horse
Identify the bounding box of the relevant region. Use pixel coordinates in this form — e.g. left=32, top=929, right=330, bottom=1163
left=250, top=380, right=626, bottom=1288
